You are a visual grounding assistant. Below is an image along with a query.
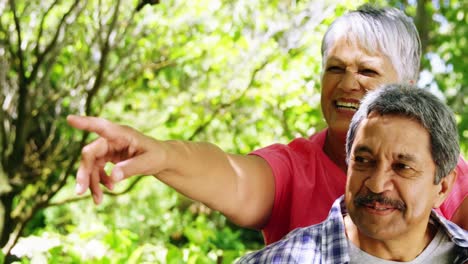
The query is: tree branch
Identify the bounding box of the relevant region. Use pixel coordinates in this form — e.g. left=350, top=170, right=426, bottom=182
left=279, top=106, right=294, bottom=139
left=29, top=0, right=81, bottom=83
left=45, top=138, right=90, bottom=209
left=46, top=176, right=145, bottom=207
left=8, top=0, right=30, bottom=172
left=105, top=59, right=176, bottom=104
left=97, top=0, right=104, bottom=48
left=34, top=0, right=60, bottom=59
left=4, top=145, right=84, bottom=255
left=187, top=58, right=271, bottom=140
left=30, top=41, right=64, bottom=100
left=114, top=5, right=138, bottom=45
left=8, top=0, right=26, bottom=81
left=1, top=214, right=22, bottom=256
left=0, top=57, right=7, bottom=161
left=0, top=17, right=13, bottom=59
left=85, top=0, right=121, bottom=116
left=415, top=0, right=429, bottom=55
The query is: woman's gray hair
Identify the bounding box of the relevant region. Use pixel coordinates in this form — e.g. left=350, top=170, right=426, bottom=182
left=321, top=4, right=421, bottom=83
left=346, top=84, right=459, bottom=184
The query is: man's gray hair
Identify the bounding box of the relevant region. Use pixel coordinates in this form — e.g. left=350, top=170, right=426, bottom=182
left=321, top=4, right=421, bottom=83
left=346, top=84, right=459, bottom=184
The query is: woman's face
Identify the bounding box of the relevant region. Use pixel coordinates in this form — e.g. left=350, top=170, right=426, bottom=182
left=321, top=37, right=399, bottom=139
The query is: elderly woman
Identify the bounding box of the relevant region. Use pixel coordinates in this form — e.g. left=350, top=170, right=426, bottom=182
left=238, top=84, right=468, bottom=263
left=68, top=4, right=468, bottom=245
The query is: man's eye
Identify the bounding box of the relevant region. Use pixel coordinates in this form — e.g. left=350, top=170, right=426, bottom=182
left=326, top=66, right=344, bottom=73
left=354, top=156, right=370, bottom=163
left=393, top=163, right=418, bottom=178
left=352, top=156, right=374, bottom=171
left=393, top=163, right=411, bottom=170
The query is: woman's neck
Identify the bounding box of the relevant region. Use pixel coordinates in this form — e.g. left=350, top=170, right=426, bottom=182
left=323, top=129, right=347, bottom=172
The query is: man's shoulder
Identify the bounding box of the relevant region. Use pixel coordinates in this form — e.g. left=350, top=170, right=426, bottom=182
left=237, top=224, right=327, bottom=263
left=238, top=198, right=348, bottom=263
left=431, top=210, right=468, bottom=248
left=268, top=222, right=329, bottom=250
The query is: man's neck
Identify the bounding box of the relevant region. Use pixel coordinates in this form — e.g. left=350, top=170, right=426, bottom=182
left=323, top=129, right=347, bottom=172
left=344, top=215, right=436, bottom=262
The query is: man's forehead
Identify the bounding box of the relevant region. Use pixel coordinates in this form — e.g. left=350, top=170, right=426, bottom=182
left=352, top=114, right=431, bottom=156
left=352, top=142, right=419, bottom=162
left=357, top=113, right=422, bottom=132
left=365, top=111, right=419, bottom=123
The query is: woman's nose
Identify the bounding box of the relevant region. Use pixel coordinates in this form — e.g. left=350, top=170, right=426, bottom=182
left=337, top=70, right=361, bottom=92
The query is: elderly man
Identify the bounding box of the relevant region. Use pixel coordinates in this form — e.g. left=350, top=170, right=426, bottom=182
left=238, top=84, right=468, bottom=263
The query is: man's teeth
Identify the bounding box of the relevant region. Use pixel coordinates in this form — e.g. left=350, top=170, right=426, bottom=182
left=336, top=101, right=359, bottom=110
left=374, top=207, right=389, bottom=211
left=368, top=204, right=391, bottom=210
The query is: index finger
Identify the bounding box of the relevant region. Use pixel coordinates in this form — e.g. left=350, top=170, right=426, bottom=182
left=67, top=115, right=118, bottom=140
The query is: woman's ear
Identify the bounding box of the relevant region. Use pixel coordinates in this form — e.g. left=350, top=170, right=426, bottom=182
left=433, top=170, right=457, bottom=208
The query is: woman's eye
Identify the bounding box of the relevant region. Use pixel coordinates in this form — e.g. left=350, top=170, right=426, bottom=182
left=359, top=69, right=378, bottom=76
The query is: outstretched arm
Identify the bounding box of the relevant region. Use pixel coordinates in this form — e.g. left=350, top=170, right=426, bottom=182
left=67, top=115, right=275, bottom=229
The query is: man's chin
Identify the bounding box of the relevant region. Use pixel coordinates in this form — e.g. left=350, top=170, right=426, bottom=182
left=356, top=220, right=404, bottom=241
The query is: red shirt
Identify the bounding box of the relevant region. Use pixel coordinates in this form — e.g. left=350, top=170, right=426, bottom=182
left=252, top=129, right=468, bottom=245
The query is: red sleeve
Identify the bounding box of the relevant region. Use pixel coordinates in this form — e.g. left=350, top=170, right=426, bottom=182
left=251, top=144, right=294, bottom=244
left=250, top=138, right=313, bottom=244
left=249, top=131, right=346, bottom=244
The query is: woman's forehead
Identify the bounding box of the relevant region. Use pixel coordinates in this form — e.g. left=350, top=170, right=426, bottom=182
left=324, top=35, right=391, bottom=64
left=326, top=34, right=384, bottom=57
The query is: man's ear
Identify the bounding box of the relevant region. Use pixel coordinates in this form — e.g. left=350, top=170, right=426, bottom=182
left=433, top=170, right=457, bottom=208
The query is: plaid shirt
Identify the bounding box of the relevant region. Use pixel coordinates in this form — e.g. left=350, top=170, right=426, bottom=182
left=237, top=196, right=468, bottom=264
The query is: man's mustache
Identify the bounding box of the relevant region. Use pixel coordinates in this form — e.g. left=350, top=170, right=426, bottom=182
left=354, top=191, right=406, bottom=211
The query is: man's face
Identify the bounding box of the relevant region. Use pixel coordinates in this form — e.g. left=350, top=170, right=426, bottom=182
left=321, top=37, right=399, bottom=138
left=345, top=113, right=443, bottom=241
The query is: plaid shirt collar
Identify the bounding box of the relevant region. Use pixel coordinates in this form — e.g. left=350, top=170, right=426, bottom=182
left=238, top=196, right=468, bottom=264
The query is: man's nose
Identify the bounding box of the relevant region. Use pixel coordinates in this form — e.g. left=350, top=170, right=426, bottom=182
left=338, top=70, right=360, bottom=92
left=364, top=165, right=393, bottom=193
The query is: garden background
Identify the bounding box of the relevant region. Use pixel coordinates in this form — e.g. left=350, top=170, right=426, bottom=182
left=0, top=0, right=466, bottom=263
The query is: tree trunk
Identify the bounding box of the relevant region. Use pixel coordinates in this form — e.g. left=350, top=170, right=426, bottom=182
left=0, top=193, right=14, bottom=248
left=415, top=0, right=430, bottom=54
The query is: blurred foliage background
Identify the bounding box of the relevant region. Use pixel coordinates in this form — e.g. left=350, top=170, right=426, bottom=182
left=0, top=0, right=466, bottom=263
